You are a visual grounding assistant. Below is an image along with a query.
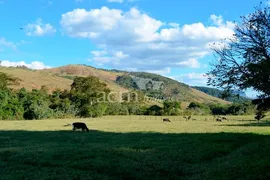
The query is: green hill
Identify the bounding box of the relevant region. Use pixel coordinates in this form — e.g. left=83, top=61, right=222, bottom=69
left=0, top=64, right=229, bottom=105
left=115, top=71, right=229, bottom=105
left=193, top=86, right=251, bottom=103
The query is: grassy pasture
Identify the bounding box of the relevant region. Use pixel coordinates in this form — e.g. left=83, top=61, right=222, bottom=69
left=0, top=115, right=270, bottom=180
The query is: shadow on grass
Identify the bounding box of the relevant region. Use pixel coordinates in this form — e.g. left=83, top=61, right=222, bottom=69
left=1, top=130, right=270, bottom=180
left=219, top=120, right=270, bottom=127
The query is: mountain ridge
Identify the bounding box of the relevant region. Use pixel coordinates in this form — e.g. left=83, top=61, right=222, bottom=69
left=0, top=64, right=229, bottom=105
left=193, top=86, right=250, bottom=103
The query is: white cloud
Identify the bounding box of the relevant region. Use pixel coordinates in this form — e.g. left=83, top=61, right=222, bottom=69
left=146, top=67, right=171, bottom=75
left=172, top=73, right=209, bottom=86
left=90, top=50, right=108, bottom=57
left=210, top=14, right=223, bottom=26
left=0, top=38, right=17, bottom=50
left=0, top=60, right=51, bottom=70
left=24, top=19, right=56, bottom=36
left=61, top=7, right=235, bottom=72
left=107, top=0, right=123, bottom=3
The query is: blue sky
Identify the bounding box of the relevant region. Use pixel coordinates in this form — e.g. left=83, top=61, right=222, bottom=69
left=0, top=0, right=265, bottom=97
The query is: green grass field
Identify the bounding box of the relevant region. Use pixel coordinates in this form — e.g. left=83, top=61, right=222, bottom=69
left=1, top=115, right=270, bottom=180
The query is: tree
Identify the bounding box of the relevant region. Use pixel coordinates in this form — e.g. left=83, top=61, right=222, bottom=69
left=187, top=102, right=211, bottom=115
left=0, top=89, right=24, bottom=120
left=0, top=72, right=20, bottom=90
left=145, top=105, right=162, bottom=116
left=207, top=4, right=270, bottom=118
left=163, top=101, right=181, bottom=116
left=49, top=89, right=77, bottom=118
left=70, top=76, right=110, bottom=117
left=22, top=89, right=53, bottom=120
left=116, top=75, right=139, bottom=89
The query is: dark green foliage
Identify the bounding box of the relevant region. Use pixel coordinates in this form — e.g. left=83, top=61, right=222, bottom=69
left=116, top=72, right=191, bottom=101
left=121, top=91, right=145, bottom=103
left=0, top=72, right=258, bottom=120
left=188, top=102, right=204, bottom=109
left=145, top=105, right=163, bottom=116
left=209, top=102, right=255, bottom=115
left=70, top=76, right=110, bottom=105
left=183, top=101, right=255, bottom=116
left=105, top=102, right=128, bottom=115
left=123, top=102, right=146, bottom=115
left=255, top=110, right=266, bottom=121
left=0, top=89, right=24, bottom=120
left=0, top=72, right=78, bottom=120
left=130, top=71, right=189, bottom=91
left=187, top=102, right=211, bottom=115
left=22, top=89, right=54, bottom=120
left=0, top=72, right=20, bottom=90
left=209, top=104, right=228, bottom=115
left=130, top=72, right=187, bottom=88
left=70, top=76, right=111, bottom=117
left=193, top=86, right=250, bottom=103
left=144, top=101, right=181, bottom=116
left=144, top=90, right=165, bottom=100
left=163, top=101, right=181, bottom=116
left=252, top=97, right=270, bottom=121
left=116, top=75, right=139, bottom=89
left=104, top=102, right=146, bottom=116
left=49, top=89, right=77, bottom=118
left=207, top=4, right=270, bottom=117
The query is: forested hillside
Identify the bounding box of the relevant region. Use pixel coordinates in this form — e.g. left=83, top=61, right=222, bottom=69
left=1, top=65, right=229, bottom=105
left=193, top=86, right=250, bottom=103
left=115, top=71, right=228, bottom=104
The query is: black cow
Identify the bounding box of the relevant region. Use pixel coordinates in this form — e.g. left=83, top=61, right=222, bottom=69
left=64, top=122, right=89, bottom=132
left=163, top=118, right=171, bottom=122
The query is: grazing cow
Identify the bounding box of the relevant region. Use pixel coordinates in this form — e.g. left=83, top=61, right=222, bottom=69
left=188, top=116, right=191, bottom=120
left=163, top=118, right=171, bottom=122
left=221, top=117, right=228, bottom=120
left=64, top=122, right=89, bottom=132
left=183, top=116, right=188, bottom=121
left=216, top=118, right=222, bottom=122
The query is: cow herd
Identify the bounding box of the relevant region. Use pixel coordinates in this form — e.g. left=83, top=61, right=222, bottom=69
left=65, top=116, right=229, bottom=132
left=163, top=115, right=228, bottom=123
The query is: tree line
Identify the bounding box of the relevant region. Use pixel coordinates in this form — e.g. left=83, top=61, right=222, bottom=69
left=0, top=72, right=256, bottom=120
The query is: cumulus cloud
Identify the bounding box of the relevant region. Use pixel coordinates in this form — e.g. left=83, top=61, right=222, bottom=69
left=0, top=60, right=51, bottom=70
left=171, top=73, right=209, bottom=86
left=60, top=7, right=235, bottom=72
left=24, top=19, right=56, bottom=36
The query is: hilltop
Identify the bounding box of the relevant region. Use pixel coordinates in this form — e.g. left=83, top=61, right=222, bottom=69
left=0, top=66, right=72, bottom=91
left=0, top=64, right=229, bottom=105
